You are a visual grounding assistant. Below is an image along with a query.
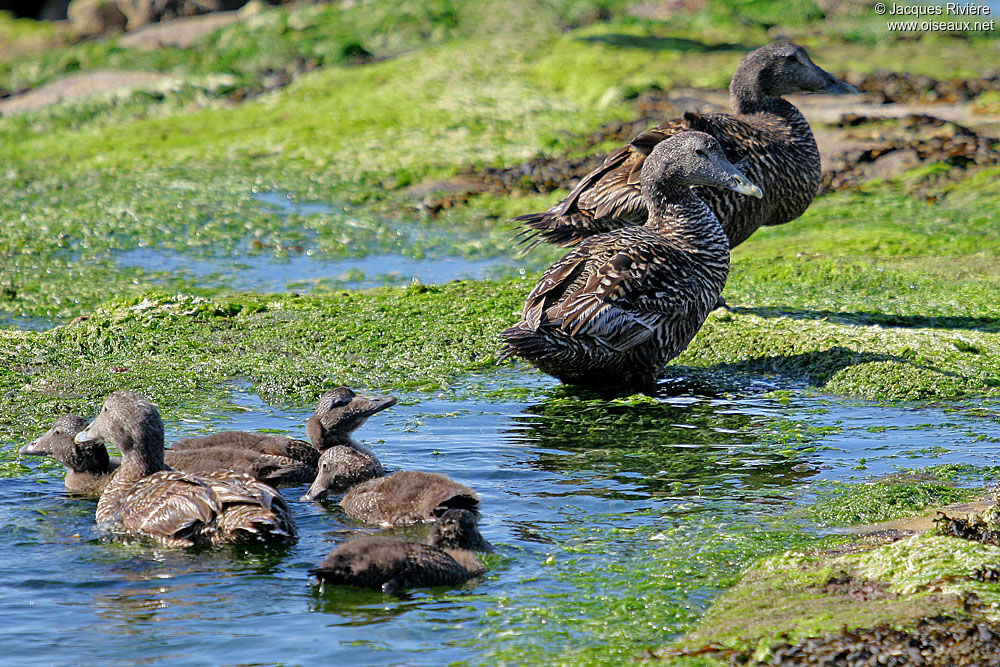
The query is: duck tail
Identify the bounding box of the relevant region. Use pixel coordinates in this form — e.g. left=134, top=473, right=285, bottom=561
left=497, top=325, right=561, bottom=365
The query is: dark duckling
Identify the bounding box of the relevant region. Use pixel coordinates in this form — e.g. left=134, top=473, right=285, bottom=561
left=340, top=470, right=480, bottom=526
left=171, top=387, right=397, bottom=475
left=500, top=131, right=760, bottom=389
left=515, top=42, right=856, bottom=250
left=20, top=415, right=115, bottom=495
left=310, top=509, right=489, bottom=594
left=77, top=391, right=297, bottom=548
left=22, top=415, right=313, bottom=494
left=299, top=444, right=384, bottom=501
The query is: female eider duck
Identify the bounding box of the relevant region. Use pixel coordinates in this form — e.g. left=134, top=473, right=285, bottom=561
left=172, top=387, right=396, bottom=486
left=76, top=391, right=297, bottom=548
left=338, top=471, right=480, bottom=526
left=22, top=414, right=321, bottom=493
left=499, top=131, right=761, bottom=389
left=515, top=42, right=855, bottom=249
left=310, top=509, right=490, bottom=594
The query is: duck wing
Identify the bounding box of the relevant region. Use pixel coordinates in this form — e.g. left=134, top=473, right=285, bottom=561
left=539, top=232, right=706, bottom=352
left=515, top=114, right=752, bottom=247
left=104, top=471, right=222, bottom=547
left=198, top=470, right=297, bottom=544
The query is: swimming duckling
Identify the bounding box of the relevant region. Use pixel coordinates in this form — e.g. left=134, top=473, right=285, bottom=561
left=22, top=414, right=312, bottom=493
left=299, top=444, right=384, bottom=501
left=76, top=391, right=297, bottom=548
left=500, top=131, right=761, bottom=389
left=172, top=387, right=397, bottom=473
left=516, top=42, right=856, bottom=249
left=310, top=509, right=489, bottom=594
left=339, top=470, right=480, bottom=526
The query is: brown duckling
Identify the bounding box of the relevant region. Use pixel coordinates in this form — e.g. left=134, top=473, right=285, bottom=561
left=172, top=387, right=397, bottom=473
left=299, top=444, right=384, bottom=501
left=20, top=415, right=114, bottom=495
left=339, top=471, right=480, bottom=527
left=22, top=414, right=312, bottom=494
left=76, top=391, right=297, bottom=548
left=310, top=509, right=489, bottom=594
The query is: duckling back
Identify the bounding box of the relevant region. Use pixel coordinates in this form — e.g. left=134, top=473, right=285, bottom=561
left=311, top=536, right=485, bottom=594
left=340, top=471, right=479, bottom=526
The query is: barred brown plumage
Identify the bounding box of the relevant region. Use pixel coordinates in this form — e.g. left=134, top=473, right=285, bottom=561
left=76, top=391, right=298, bottom=548
left=500, top=131, right=760, bottom=389
left=514, top=42, right=856, bottom=250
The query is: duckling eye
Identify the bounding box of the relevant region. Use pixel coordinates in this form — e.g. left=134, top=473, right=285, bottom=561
left=785, top=54, right=797, bottom=62
left=695, top=148, right=706, bottom=157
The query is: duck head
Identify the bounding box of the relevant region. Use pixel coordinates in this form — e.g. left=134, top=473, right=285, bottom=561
left=305, top=387, right=398, bottom=449
left=75, top=391, right=165, bottom=472
left=428, top=508, right=493, bottom=553
left=641, top=131, right=763, bottom=200
left=731, top=42, right=856, bottom=111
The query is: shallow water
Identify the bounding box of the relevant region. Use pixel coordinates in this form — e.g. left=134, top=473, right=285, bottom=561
left=3, top=380, right=1000, bottom=664
left=116, top=248, right=521, bottom=292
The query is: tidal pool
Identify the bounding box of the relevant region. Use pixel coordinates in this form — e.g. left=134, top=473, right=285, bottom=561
left=116, top=248, right=522, bottom=293
left=3, top=379, right=1000, bottom=665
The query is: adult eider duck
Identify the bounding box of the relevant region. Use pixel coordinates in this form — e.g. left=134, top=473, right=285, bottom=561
left=499, top=131, right=761, bottom=389
left=22, top=414, right=316, bottom=493
left=172, top=387, right=396, bottom=476
left=515, top=42, right=855, bottom=249
left=310, top=509, right=490, bottom=594
left=76, top=391, right=297, bottom=548
left=339, top=471, right=480, bottom=526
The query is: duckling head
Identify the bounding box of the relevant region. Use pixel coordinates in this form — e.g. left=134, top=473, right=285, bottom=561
left=22, top=414, right=112, bottom=474
left=299, top=445, right=382, bottom=501
left=641, top=131, right=763, bottom=200
left=428, top=508, right=493, bottom=553
left=305, top=387, right=398, bottom=449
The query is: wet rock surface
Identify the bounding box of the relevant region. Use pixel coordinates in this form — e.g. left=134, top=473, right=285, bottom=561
left=844, top=70, right=1000, bottom=105
left=648, top=616, right=1000, bottom=666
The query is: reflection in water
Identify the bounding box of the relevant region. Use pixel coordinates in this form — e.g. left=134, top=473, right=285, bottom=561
left=509, top=394, right=817, bottom=497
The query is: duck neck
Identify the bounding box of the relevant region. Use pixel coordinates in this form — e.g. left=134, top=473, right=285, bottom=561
left=642, top=186, right=722, bottom=242
left=117, top=425, right=166, bottom=480
left=729, top=68, right=803, bottom=119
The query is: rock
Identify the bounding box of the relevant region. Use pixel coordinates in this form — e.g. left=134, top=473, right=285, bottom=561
left=67, top=0, right=127, bottom=37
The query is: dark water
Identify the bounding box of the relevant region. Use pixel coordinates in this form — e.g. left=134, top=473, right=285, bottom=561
left=3, top=379, right=1000, bottom=664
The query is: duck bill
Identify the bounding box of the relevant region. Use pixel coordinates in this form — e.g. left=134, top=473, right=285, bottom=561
left=74, top=427, right=101, bottom=445
left=358, top=395, right=398, bottom=418
left=722, top=165, right=764, bottom=199
left=20, top=437, right=47, bottom=456
left=814, top=66, right=857, bottom=95
left=299, top=482, right=326, bottom=502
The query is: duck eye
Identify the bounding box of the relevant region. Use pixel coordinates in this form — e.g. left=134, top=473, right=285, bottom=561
left=785, top=54, right=797, bottom=62
left=695, top=149, right=706, bottom=156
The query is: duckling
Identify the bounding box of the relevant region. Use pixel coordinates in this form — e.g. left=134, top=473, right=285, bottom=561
left=76, top=391, right=297, bottom=548
left=20, top=415, right=114, bottom=495
left=515, top=42, right=855, bottom=250
left=299, top=444, right=384, bottom=501
left=339, top=471, right=480, bottom=526
left=172, top=387, right=397, bottom=473
left=310, top=509, right=489, bottom=594
left=499, top=131, right=761, bottom=389
left=22, top=414, right=312, bottom=494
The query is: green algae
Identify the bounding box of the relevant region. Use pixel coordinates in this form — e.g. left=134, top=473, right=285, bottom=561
left=675, top=532, right=1000, bottom=660
left=811, top=480, right=977, bottom=526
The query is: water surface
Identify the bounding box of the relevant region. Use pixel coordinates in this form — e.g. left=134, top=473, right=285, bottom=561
left=3, top=380, right=999, bottom=664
